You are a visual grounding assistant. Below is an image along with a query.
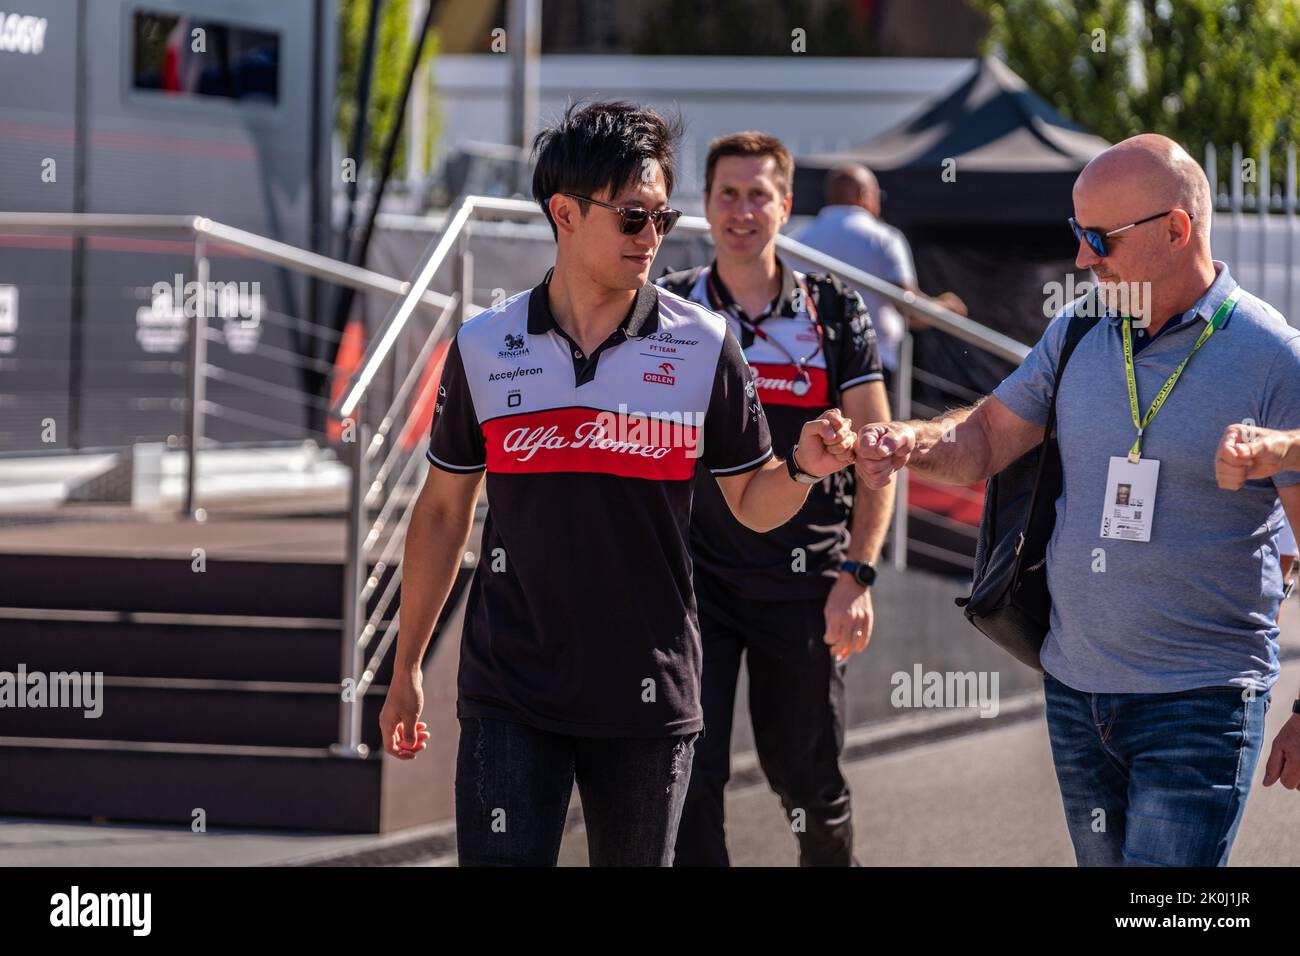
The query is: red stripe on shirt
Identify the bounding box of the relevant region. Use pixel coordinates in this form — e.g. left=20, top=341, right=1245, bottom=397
left=749, top=363, right=829, bottom=407
left=484, top=406, right=701, bottom=479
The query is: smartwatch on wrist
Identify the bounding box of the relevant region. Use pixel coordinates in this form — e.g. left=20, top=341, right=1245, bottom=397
left=839, top=560, right=877, bottom=587
left=1292, top=698, right=1300, bottom=716
left=786, top=444, right=820, bottom=485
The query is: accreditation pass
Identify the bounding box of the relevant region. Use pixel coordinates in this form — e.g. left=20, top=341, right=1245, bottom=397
left=1099, top=455, right=1160, bottom=542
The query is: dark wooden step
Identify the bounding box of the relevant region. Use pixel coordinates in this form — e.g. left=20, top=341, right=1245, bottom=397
left=0, top=736, right=382, bottom=832
left=0, top=678, right=388, bottom=749
left=0, top=552, right=356, bottom=617
left=0, top=509, right=483, bottom=833
left=0, top=612, right=394, bottom=684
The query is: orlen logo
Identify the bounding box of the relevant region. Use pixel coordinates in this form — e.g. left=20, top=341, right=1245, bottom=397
left=643, top=361, right=675, bottom=385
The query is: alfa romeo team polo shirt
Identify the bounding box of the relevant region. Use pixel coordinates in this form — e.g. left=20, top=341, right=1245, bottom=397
left=427, top=269, right=773, bottom=737
left=662, top=260, right=882, bottom=600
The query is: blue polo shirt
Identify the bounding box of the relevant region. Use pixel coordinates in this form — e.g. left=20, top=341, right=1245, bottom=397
left=1130, top=311, right=1193, bottom=354
left=993, top=262, right=1300, bottom=693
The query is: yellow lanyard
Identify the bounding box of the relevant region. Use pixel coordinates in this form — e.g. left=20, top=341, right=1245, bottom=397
left=1121, top=287, right=1241, bottom=463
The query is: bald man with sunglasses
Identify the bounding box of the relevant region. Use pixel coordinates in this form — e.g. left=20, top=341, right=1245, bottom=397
left=856, top=134, right=1300, bottom=866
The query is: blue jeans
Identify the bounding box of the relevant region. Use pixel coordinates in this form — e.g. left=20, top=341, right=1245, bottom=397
left=454, top=716, right=697, bottom=866
left=1043, top=672, right=1269, bottom=866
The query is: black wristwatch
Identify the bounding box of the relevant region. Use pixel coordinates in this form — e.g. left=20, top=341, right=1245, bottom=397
left=1292, top=698, right=1300, bottom=716
left=840, top=560, right=877, bottom=587
left=786, top=443, right=820, bottom=485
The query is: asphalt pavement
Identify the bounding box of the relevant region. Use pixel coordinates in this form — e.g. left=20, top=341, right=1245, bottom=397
left=555, top=655, right=1300, bottom=867
left=4, top=647, right=1298, bottom=868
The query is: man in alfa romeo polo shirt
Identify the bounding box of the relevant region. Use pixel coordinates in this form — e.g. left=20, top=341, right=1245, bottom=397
left=659, top=132, right=894, bottom=867
left=378, top=101, right=859, bottom=867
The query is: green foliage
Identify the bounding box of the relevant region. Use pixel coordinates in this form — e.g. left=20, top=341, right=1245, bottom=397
left=336, top=0, right=440, bottom=176
left=972, top=0, right=1300, bottom=200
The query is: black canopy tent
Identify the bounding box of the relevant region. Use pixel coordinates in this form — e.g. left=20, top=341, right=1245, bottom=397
left=795, top=56, right=1111, bottom=226
left=793, top=57, right=1111, bottom=406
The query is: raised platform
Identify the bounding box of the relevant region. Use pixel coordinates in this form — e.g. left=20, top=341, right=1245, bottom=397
left=0, top=506, right=478, bottom=834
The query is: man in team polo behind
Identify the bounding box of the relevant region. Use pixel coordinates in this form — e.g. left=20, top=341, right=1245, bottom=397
left=378, top=102, right=859, bottom=867
left=659, top=132, right=894, bottom=867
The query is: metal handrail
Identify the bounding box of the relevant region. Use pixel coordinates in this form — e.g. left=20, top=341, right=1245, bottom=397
left=202, top=365, right=336, bottom=410
left=202, top=400, right=331, bottom=442
left=0, top=212, right=456, bottom=312
left=0, top=213, right=202, bottom=231
left=203, top=325, right=337, bottom=375
left=364, top=438, right=426, bottom=552
left=242, top=303, right=348, bottom=343
left=911, top=367, right=986, bottom=404
left=776, top=234, right=1030, bottom=365
left=334, top=195, right=477, bottom=420
left=0, top=210, right=461, bottom=520
left=367, top=292, right=460, bottom=470
left=333, top=196, right=1029, bottom=418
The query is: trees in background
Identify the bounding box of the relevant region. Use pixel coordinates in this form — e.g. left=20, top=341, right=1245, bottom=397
left=974, top=0, right=1300, bottom=195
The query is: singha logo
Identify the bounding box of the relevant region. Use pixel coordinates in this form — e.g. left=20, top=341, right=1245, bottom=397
left=498, top=332, right=530, bottom=358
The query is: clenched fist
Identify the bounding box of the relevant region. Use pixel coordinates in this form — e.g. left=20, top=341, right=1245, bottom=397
left=854, top=421, right=917, bottom=489
left=379, top=671, right=431, bottom=760
left=1215, top=423, right=1297, bottom=490
left=794, top=407, right=857, bottom=477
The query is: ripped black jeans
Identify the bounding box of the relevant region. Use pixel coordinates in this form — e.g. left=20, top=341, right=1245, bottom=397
left=454, top=716, right=697, bottom=866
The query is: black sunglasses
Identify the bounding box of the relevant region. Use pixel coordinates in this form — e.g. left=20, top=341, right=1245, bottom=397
left=1068, top=209, right=1193, bottom=257
left=560, top=192, right=682, bottom=237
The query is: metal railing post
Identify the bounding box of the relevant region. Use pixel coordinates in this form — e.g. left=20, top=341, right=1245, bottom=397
left=1259, top=147, right=1270, bottom=295
left=334, top=195, right=478, bottom=421
left=333, top=396, right=370, bottom=758
left=1204, top=142, right=1217, bottom=207
left=183, top=237, right=209, bottom=519
left=1232, top=142, right=1243, bottom=274
left=1287, top=144, right=1296, bottom=326
left=457, top=230, right=474, bottom=328
left=891, top=333, right=913, bottom=572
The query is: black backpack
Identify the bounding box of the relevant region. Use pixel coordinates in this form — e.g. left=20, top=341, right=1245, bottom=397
left=955, top=311, right=1100, bottom=670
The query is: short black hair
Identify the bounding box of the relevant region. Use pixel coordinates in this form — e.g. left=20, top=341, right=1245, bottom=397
left=531, top=100, right=684, bottom=238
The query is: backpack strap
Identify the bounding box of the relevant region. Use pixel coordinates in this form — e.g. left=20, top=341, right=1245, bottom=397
left=1044, top=309, right=1102, bottom=440
left=1007, top=307, right=1102, bottom=572
left=805, top=272, right=864, bottom=407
